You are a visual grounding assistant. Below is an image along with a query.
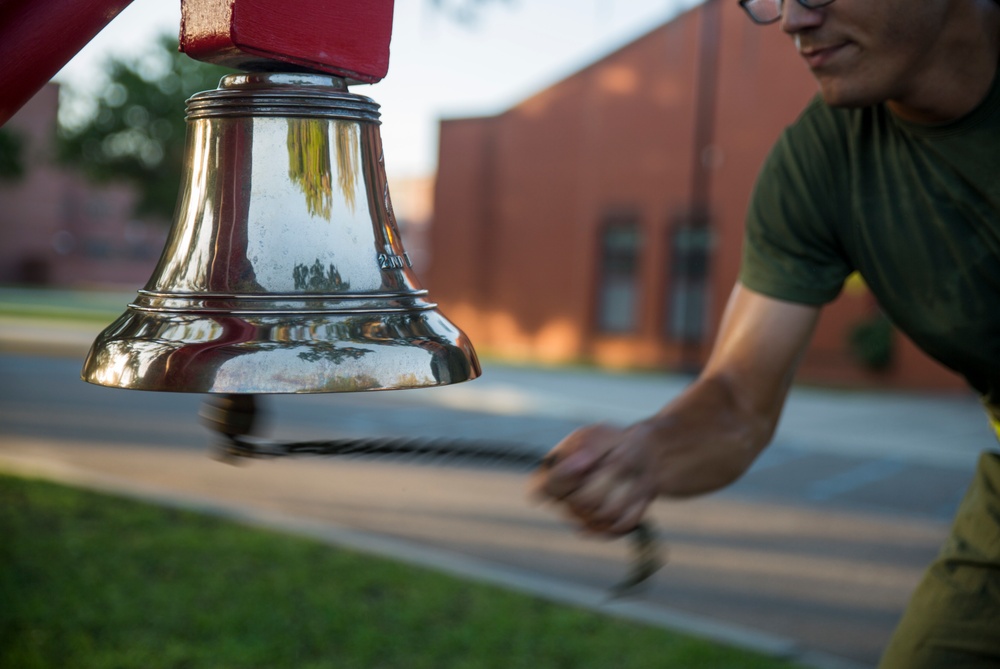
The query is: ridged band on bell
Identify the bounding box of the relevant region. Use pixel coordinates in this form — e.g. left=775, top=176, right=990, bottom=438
left=82, top=73, right=480, bottom=394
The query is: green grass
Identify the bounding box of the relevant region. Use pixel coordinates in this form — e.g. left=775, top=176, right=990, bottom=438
left=0, top=306, right=116, bottom=324
left=0, top=474, right=803, bottom=669
left=0, top=287, right=131, bottom=324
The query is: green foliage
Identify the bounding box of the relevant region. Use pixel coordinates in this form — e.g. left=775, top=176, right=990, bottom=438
left=0, top=286, right=129, bottom=323
left=0, top=126, right=26, bottom=180
left=848, top=312, right=895, bottom=371
left=428, top=0, right=515, bottom=24
left=57, top=34, right=234, bottom=220
left=0, top=474, right=803, bottom=669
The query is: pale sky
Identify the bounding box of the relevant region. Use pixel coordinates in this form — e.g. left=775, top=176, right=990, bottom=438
left=54, top=0, right=701, bottom=179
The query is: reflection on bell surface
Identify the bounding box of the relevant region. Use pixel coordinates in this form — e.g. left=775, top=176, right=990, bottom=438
left=82, top=72, right=480, bottom=393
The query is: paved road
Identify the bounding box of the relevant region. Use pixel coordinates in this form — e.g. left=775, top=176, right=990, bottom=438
left=1, top=344, right=997, bottom=668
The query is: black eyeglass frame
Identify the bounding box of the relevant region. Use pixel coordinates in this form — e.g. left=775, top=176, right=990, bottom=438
left=739, top=0, right=836, bottom=25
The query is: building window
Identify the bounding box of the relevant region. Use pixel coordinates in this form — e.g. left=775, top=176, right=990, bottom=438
left=667, top=224, right=712, bottom=342
left=596, top=215, right=642, bottom=334
left=87, top=196, right=111, bottom=221
left=84, top=238, right=112, bottom=258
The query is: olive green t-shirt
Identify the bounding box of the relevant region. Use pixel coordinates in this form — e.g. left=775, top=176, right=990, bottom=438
left=740, top=76, right=1000, bottom=404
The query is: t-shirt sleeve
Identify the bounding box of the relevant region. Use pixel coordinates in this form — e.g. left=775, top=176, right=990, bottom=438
left=739, top=102, right=854, bottom=306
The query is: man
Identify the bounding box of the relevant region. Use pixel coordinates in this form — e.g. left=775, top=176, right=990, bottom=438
left=531, top=0, right=1000, bottom=665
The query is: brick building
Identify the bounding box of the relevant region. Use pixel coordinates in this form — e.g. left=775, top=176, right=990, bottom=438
left=0, top=83, right=167, bottom=288
left=427, top=0, right=965, bottom=391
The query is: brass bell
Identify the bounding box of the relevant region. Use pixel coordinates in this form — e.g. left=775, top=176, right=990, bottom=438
left=82, top=72, right=480, bottom=394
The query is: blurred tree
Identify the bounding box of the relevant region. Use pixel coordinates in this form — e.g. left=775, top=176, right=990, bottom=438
left=427, top=0, right=514, bottom=25
left=0, top=127, right=25, bottom=181
left=848, top=312, right=895, bottom=371
left=58, top=34, right=234, bottom=221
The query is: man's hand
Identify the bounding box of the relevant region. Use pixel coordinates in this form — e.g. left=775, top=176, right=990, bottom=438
left=530, top=284, right=822, bottom=537
left=531, top=423, right=660, bottom=535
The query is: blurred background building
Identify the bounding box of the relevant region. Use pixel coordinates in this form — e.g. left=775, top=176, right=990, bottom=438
left=428, top=0, right=965, bottom=391
left=0, top=83, right=167, bottom=288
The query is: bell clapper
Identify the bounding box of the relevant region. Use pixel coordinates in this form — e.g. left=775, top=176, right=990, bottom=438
left=201, top=393, right=263, bottom=464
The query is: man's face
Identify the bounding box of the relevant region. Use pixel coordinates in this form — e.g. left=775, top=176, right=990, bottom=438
left=782, top=0, right=953, bottom=111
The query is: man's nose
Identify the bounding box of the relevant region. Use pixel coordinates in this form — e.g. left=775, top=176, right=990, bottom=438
left=781, top=0, right=825, bottom=34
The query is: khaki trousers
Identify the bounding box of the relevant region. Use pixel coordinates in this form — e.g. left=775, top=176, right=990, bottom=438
left=878, top=451, right=1000, bottom=668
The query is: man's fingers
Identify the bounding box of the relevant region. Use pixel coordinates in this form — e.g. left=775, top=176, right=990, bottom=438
left=572, top=477, right=648, bottom=535
left=530, top=424, right=621, bottom=501
left=566, top=467, right=620, bottom=513
left=527, top=451, right=590, bottom=501
left=607, top=498, right=649, bottom=535
left=529, top=422, right=657, bottom=536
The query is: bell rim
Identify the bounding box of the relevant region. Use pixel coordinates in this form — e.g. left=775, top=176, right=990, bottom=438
left=81, top=308, right=481, bottom=394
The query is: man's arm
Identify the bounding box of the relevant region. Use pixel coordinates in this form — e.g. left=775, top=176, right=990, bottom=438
left=530, top=283, right=821, bottom=535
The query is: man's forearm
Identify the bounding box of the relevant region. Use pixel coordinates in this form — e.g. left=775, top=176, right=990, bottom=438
left=636, top=372, right=780, bottom=498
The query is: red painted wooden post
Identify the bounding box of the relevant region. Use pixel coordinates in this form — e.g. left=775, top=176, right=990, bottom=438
left=0, top=0, right=396, bottom=127
left=180, top=0, right=395, bottom=83
left=0, top=0, right=136, bottom=127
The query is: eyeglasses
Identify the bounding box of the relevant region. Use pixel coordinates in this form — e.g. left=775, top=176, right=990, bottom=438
left=739, top=0, right=836, bottom=25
